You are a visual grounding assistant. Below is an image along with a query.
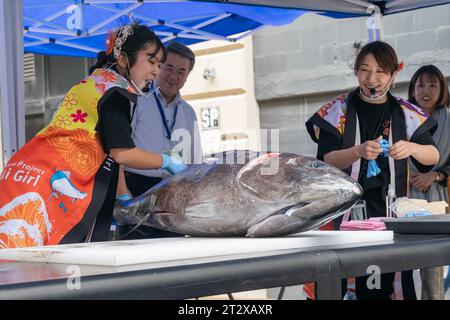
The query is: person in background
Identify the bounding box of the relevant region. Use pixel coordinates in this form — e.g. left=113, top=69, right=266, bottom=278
left=408, top=64, right=450, bottom=300
left=306, top=41, right=439, bottom=299
left=117, top=42, right=202, bottom=239
left=0, top=24, right=186, bottom=248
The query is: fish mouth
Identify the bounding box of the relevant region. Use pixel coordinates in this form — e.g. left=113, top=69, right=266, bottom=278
left=284, top=179, right=362, bottom=222
left=246, top=187, right=363, bottom=237
left=312, top=180, right=363, bottom=223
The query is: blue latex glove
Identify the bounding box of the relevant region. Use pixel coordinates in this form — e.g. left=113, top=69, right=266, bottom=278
left=160, top=153, right=187, bottom=175
left=367, top=139, right=390, bottom=178
left=116, top=193, right=132, bottom=201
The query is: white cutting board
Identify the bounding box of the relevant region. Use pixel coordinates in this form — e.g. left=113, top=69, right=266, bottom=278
left=0, top=231, right=393, bottom=266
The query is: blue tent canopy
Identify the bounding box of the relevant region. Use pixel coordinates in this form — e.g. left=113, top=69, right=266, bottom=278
left=194, top=0, right=450, bottom=15
left=21, top=0, right=450, bottom=59
left=3, top=0, right=450, bottom=166
left=23, top=0, right=315, bottom=58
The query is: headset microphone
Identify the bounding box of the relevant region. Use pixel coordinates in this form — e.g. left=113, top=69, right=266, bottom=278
left=361, top=75, right=394, bottom=101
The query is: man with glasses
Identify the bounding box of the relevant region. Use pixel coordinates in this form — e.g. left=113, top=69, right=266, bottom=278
left=118, top=42, right=202, bottom=239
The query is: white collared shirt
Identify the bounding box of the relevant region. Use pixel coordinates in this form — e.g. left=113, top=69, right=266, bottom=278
left=125, top=83, right=203, bottom=178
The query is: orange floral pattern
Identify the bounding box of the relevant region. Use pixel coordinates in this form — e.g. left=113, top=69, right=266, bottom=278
left=54, top=115, right=72, bottom=129
left=62, top=93, right=78, bottom=111
left=39, top=126, right=104, bottom=177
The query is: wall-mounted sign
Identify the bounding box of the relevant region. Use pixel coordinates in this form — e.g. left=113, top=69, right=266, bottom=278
left=201, top=106, right=220, bottom=130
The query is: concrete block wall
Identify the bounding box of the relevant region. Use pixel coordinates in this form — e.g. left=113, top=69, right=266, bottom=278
left=23, top=55, right=92, bottom=141
left=253, top=5, right=450, bottom=156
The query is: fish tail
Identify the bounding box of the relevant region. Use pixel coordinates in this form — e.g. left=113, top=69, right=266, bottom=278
left=79, top=192, right=88, bottom=200
left=48, top=192, right=58, bottom=201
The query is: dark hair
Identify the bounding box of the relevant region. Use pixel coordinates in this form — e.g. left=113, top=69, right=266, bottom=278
left=166, top=42, right=195, bottom=71
left=89, top=24, right=166, bottom=75
left=354, top=41, right=399, bottom=75
left=408, top=65, right=450, bottom=109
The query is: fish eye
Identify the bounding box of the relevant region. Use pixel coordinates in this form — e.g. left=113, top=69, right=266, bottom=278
left=312, top=161, right=325, bottom=168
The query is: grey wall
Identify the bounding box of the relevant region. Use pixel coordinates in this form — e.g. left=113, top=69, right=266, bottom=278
left=24, top=55, right=92, bottom=141
left=253, top=5, right=450, bottom=156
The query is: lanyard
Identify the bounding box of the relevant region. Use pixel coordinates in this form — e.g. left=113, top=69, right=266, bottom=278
left=153, top=89, right=178, bottom=140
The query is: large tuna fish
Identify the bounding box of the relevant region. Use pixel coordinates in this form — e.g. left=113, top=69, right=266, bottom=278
left=114, top=151, right=362, bottom=237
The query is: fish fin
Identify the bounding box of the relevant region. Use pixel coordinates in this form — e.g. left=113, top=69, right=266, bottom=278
left=246, top=213, right=309, bottom=238
left=185, top=202, right=216, bottom=218
left=116, top=212, right=152, bottom=240
left=116, top=195, right=157, bottom=240
left=63, top=171, right=70, bottom=178
left=235, top=153, right=282, bottom=198
left=72, top=198, right=76, bottom=203
left=246, top=204, right=310, bottom=237
left=246, top=215, right=289, bottom=237
left=284, top=203, right=310, bottom=217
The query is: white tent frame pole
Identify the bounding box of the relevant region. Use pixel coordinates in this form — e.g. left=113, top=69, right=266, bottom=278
left=85, top=0, right=188, bottom=4
left=80, top=1, right=86, bottom=33
left=28, top=6, right=68, bottom=29
left=367, top=5, right=384, bottom=41
left=0, top=0, right=25, bottom=168
left=183, top=12, right=231, bottom=31
left=87, top=2, right=143, bottom=34
left=25, top=34, right=100, bottom=53
left=234, top=25, right=265, bottom=41
left=342, top=0, right=384, bottom=42
left=90, top=3, right=230, bottom=41
left=377, top=13, right=384, bottom=40
left=161, top=13, right=232, bottom=42
left=385, top=0, right=406, bottom=8
left=25, top=27, right=78, bottom=36
left=24, top=16, right=73, bottom=32
left=343, top=0, right=374, bottom=8
left=158, top=32, right=218, bottom=41
left=24, top=40, right=48, bottom=47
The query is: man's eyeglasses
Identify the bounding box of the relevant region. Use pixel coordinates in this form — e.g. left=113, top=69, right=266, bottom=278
left=160, top=64, right=188, bottom=77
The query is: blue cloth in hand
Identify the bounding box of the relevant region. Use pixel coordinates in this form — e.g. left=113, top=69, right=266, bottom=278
left=379, top=139, right=390, bottom=156
left=367, top=139, right=390, bottom=178
left=161, top=153, right=187, bottom=175
left=367, top=159, right=381, bottom=177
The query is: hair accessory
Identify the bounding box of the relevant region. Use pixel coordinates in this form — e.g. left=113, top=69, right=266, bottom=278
left=105, top=31, right=115, bottom=56
left=353, top=41, right=362, bottom=56
left=397, top=61, right=404, bottom=72
left=112, top=25, right=134, bottom=59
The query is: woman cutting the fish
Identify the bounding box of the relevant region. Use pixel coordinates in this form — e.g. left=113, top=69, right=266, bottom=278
left=0, top=24, right=186, bottom=249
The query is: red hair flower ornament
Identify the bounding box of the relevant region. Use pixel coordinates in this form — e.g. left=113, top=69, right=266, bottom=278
left=106, top=31, right=115, bottom=56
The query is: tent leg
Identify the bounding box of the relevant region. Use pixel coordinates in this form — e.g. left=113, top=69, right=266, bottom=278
left=0, top=0, right=25, bottom=169
left=366, top=5, right=384, bottom=42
